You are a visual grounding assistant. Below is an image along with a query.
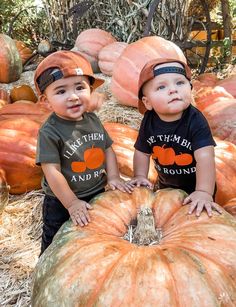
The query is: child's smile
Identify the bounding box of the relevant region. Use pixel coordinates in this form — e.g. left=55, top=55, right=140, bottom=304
left=43, top=75, right=91, bottom=121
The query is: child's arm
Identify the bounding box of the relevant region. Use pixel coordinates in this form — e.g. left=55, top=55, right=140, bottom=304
left=105, top=147, right=133, bottom=193
left=129, top=149, right=153, bottom=189
left=183, top=146, right=222, bottom=217
left=41, top=163, right=92, bottom=226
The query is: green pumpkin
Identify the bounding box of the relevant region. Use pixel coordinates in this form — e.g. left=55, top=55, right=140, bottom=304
left=0, top=34, right=22, bottom=83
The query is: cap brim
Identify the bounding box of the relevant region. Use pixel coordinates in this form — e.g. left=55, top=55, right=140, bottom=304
left=138, top=98, right=147, bottom=114
left=93, top=78, right=105, bottom=90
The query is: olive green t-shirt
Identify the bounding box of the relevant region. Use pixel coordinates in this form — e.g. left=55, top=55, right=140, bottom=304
left=36, top=112, right=113, bottom=198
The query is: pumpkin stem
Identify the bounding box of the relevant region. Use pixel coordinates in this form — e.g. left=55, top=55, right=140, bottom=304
left=133, top=206, right=161, bottom=245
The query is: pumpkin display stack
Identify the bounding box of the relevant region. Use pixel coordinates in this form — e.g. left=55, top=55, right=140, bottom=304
left=73, top=28, right=117, bottom=73
left=98, top=42, right=128, bottom=76
left=32, top=187, right=236, bottom=306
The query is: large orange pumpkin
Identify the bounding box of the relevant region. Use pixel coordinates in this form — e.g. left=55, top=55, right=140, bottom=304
left=0, top=118, right=43, bottom=194
left=103, top=122, right=157, bottom=183
left=0, top=100, right=51, bottom=123
left=74, top=28, right=117, bottom=72
left=10, top=84, right=38, bottom=103
left=217, top=74, right=236, bottom=98
left=223, top=198, right=236, bottom=217
left=0, top=34, right=22, bottom=83
left=14, top=40, right=33, bottom=64
left=193, top=86, right=233, bottom=111
left=202, top=99, right=236, bottom=144
left=0, top=99, right=8, bottom=109
left=111, top=36, right=187, bottom=107
left=194, top=72, right=218, bottom=87
left=98, top=42, right=128, bottom=76
left=32, top=188, right=236, bottom=306
left=215, top=138, right=236, bottom=205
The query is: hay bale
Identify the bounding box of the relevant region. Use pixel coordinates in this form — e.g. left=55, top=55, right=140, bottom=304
left=0, top=191, right=43, bottom=306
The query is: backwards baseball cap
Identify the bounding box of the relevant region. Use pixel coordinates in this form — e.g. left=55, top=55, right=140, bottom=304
left=138, top=58, right=192, bottom=114
left=34, top=50, right=104, bottom=95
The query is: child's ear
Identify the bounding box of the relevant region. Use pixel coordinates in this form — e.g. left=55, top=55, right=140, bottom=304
left=142, top=96, right=153, bottom=111
left=38, top=94, right=53, bottom=110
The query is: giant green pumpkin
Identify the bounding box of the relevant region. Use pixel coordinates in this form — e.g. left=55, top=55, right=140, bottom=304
left=32, top=188, right=236, bottom=306
left=0, top=34, right=22, bottom=83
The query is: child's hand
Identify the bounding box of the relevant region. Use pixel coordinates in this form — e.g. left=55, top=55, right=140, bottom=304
left=183, top=190, right=223, bottom=217
left=108, top=177, right=134, bottom=193
left=67, top=199, right=93, bottom=226
left=128, top=176, right=153, bottom=189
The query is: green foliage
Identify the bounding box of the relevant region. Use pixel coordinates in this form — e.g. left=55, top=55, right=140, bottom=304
left=211, top=37, right=235, bottom=67
left=0, top=0, right=49, bottom=49
left=229, top=0, right=236, bottom=28
left=229, top=0, right=236, bottom=16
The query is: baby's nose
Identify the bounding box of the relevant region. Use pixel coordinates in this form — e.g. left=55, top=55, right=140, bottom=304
left=169, top=87, right=178, bottom=94
left=68, top=92, right=79, bottom=100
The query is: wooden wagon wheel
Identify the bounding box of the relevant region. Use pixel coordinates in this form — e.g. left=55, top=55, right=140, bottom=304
left=143, top=0, right=213, bottom=74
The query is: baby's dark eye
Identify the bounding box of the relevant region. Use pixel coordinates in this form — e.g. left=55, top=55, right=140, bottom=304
left=157, top=85, right=165, bottom=90
left=176, top=80, right=185, bottom=86
left=56, top=89, right=65, bottom=95
left=76, top=85, right=84, bottom=91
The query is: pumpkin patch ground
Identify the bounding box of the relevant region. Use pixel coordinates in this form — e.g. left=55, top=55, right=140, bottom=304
left=1, top=57, right=236, bottom=306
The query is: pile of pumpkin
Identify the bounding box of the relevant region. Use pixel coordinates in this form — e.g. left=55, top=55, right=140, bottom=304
left=1, top=29, right=236, bottom=306
left=1, top=28, right=236, bottom=210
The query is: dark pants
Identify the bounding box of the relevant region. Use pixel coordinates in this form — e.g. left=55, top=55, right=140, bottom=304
left=40, top=189, right=104, bottom=255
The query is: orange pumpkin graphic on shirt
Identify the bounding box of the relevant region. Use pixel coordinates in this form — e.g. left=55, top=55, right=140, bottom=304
left=71, top=145, right=105, bottom=172
left=152, top=145, right=162, bottom=159
left=175, top=153, right=193, bottom=166
left=152, top=145, right=193, bottom=166
left=84, top=145, right=105, bottom=169
left=152, top=145, right=175, bottom=165
left=71, top=161, right=87, bottom=172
